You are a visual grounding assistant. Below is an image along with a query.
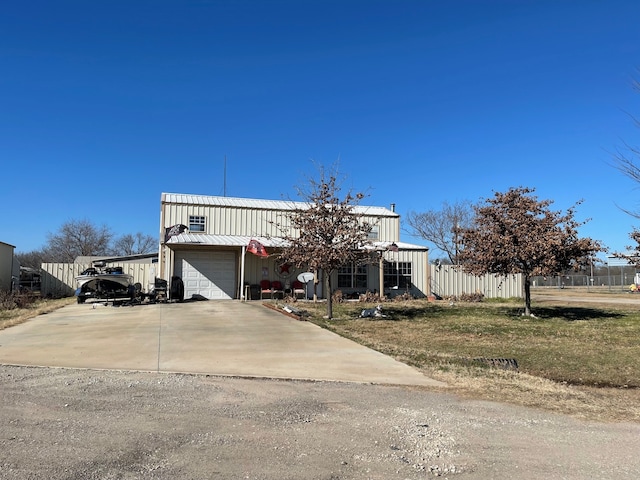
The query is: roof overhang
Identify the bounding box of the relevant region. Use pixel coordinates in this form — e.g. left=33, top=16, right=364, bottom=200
left=166, top=234, right=427, bottom=252
left=166, top=234, right=289, bottom=248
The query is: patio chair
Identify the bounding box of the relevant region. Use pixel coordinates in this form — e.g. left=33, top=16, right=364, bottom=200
left=292, top=280, right=305, bottom=299
left=260, top=280, right=273, bottom=299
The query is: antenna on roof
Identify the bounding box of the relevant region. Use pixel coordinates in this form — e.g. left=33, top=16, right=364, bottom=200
left=223, top=155, right=227, bottom=197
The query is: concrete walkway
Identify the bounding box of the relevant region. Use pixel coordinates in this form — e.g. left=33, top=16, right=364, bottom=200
left=0, top=301, right=444, bottom=387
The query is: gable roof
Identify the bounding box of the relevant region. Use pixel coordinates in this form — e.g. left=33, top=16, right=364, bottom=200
left=161, top=193, right=399, bottom=217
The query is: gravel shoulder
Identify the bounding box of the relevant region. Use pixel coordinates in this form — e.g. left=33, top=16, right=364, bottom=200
left=2, top=365, right=639, bottom=479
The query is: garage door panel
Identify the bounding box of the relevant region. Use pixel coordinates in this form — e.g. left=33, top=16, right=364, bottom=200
left=175, top=251, right=236, bottom=300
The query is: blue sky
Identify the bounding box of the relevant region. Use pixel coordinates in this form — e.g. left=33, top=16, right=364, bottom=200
left=2, top=0, right=640, bottom=260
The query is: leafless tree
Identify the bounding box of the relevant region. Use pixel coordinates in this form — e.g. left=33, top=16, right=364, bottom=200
left=612, top=138, right=640, bottom=219
left=612, top=76, right=640, bottom=259
left=112, top=232, right=157, bottom=256
left=14, top=250, right=48, bottom=270
left=458, top=187, right=602, bottom=316
left=45, top=219, right=113, bottom=263
left=277, top=166, right=373, bottom=319
left=405, top=200, right=473, bottom=264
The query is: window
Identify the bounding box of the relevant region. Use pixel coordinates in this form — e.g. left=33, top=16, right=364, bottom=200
left=189, top=215, right=206, bottom=232
left=368, top=225, right=379, bottom=240
left=384, top=261, right=412, bottom=289
left=338, top=264, right=368, bottom=289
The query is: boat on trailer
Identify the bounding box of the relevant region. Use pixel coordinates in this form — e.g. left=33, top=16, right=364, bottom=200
left=75, top=264, right=135, bottom=304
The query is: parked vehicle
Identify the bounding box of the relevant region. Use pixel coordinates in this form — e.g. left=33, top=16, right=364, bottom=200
left=75, top=264, right=135, bottom=304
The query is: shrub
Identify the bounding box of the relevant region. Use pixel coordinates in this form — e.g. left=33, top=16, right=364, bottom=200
left=392, top=292, right=415, bottom=302
left=358, top=291, right=383, bottom=303
left=0, top=291, right=40, bottom=310
left=444, top=292, right=484, bottom=303
left=460, top=292, right=484, bottom=302
left=332, top=290, right=344, bottom=303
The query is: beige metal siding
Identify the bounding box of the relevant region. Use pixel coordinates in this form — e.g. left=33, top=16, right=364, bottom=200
left=160, top=193, right=410, bottom=298
left=382, top=249, right=428, bottom=298
left=161, top=201, right=401, bottom=242
left=429, top=264, right=523, bottom=299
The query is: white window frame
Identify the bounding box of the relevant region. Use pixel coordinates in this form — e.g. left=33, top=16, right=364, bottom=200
left=189, top=215, right=206, bottom=232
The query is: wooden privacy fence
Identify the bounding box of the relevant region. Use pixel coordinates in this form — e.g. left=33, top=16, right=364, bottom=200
left=41, top=263, right=154, bottom=297
left=430, top=264, right=523, bottom=299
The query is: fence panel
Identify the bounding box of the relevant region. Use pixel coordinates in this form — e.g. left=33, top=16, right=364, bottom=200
left=41, top=263, right=86, bottom=297
left=430, top=264, right=523, bottom=299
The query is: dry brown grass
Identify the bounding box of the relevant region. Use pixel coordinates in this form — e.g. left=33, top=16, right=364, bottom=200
left=302, top=291, right=640, bottom=423
left=0, top=296, right=75, bottom=331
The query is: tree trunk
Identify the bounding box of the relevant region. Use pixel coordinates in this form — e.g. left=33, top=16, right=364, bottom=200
left=325, top=273, right=333, bottom=319
left=524, top=274, right=532, bottom=316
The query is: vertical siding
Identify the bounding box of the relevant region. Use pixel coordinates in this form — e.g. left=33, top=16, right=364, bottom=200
left=41, top=263, right=80, bottom=297
left=161, top=202, right=400, bottom=241
left=381, top=250, right=428, bottom=298
left=0, top=243, right=13, bottom=291
left=429, top=264, right=523, bottom=299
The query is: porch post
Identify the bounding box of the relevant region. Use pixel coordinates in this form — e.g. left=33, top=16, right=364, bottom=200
left=240, top=246, right=246, bottom=300
left=379, top=252, right=384, bottom=298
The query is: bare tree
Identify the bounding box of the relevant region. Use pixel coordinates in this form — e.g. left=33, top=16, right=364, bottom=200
left=612, top=139, right=640, bottom=219
left=45, top=219, right=113, bottom=263
left=405, top=200, right=473, bottom=264
left=612, top=76, right=640, bottom=257
left=458, top=187, right=601, bottom=316
left=277, top=167, right=373, bottom=319
left=14, top=250, right=48, bottom=270
left=112, top=232, right=157, bottom=256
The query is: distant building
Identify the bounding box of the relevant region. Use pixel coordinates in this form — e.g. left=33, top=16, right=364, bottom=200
left=0, top=242, right=17, bottom=292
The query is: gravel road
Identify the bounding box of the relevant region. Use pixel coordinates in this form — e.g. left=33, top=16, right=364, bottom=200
left=1, top=365, right=639, bottom=479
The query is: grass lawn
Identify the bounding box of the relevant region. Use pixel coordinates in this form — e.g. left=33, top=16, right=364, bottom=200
left=296, top=292, right=640, bottom=422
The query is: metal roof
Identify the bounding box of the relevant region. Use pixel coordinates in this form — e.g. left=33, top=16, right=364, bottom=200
left=161, top=192, right=398, bottom=217
left=167, top=234, right=289, bottom=247
left=167, top=234, right=426, bottom=251
left=370, top=241, right=429, bottom=252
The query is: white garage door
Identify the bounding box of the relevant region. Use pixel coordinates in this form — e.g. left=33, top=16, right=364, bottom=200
left=175, top=251, right=236, bottom=300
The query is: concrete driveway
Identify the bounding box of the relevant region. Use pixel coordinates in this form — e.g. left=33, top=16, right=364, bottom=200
left=0, top=300, right=444, bottom=387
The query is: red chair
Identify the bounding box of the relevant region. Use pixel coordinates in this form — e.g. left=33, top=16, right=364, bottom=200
left=260, top=280, right=273, bottom=299
left=292, top=280, right=305, bottom=299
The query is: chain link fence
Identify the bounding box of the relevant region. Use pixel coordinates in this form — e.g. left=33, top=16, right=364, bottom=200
left=531, top=272, right=640, bottom=291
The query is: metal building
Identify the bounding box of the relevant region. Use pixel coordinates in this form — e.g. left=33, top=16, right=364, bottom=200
left=158, top=193, right=430, bottom=300
left=0, top=241, right=17, bottom=292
